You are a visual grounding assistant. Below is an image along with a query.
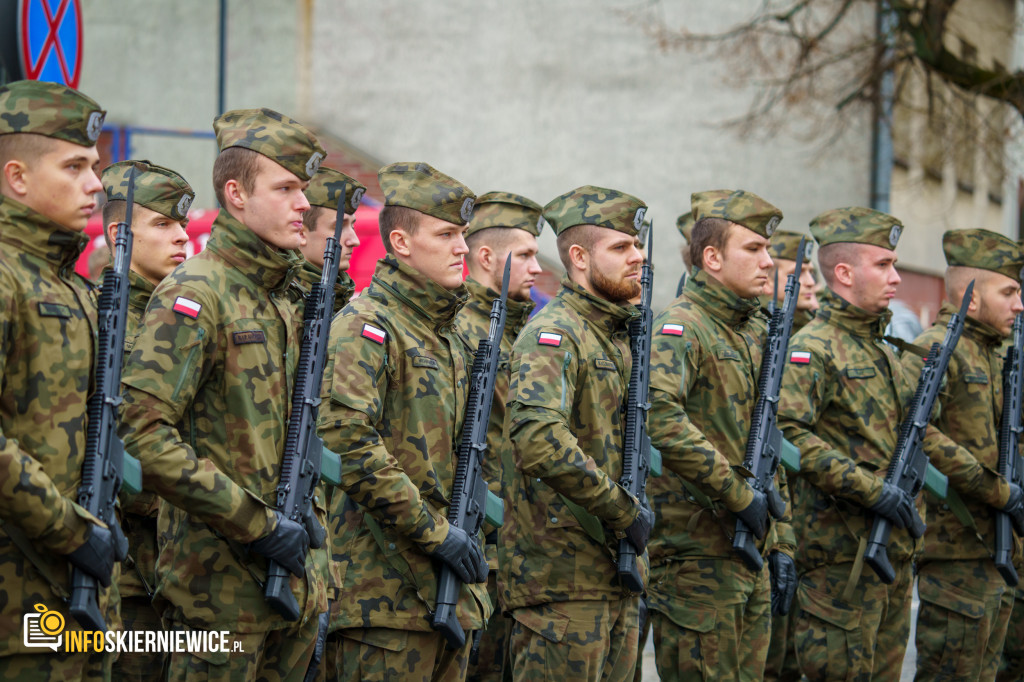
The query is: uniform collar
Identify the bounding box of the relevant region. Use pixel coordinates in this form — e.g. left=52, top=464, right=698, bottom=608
left=464, top=277, right=535, bottom=339
left=683, top=268, right=762, bottom=327
left=371, top=254, right=468, bottom=325
left=0, top=196, right=89, bottom=271
left=296, top=259, right=356, bottom=299
left=939, top=302, right=1005, bottom=348
left=204, top=210, right=302, bottom=293
left=558, top=275, right=637, bottom=334
left=816, top=287, right=892, bottom=338
left=128, top=269, right=155, bottom=310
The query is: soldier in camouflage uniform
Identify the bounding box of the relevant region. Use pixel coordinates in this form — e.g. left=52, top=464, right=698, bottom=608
left=295, top=167, right=365, bottom=314
left=498, top=185, right=654, bottom=682
left=0, top=80, right=119, bottom=680
left=778, top=207, right=951, bottom=681
left=906, top=229, right=1024, bottom=682
left=319, top=162, right=489, bottom=682
left=119, top=108, right=329, bottom=681
left=101, top=159, right=194, bottom=682
left=455, top=191, right=543, bottom=682
left=645, top=189, right=794, bottom=682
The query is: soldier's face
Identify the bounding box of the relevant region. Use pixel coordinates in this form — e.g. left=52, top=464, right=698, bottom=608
left=848, top=245, right=901, bottom=313
left=239, top=155, right=310, bottom=251
left=398, top=215, right=469, bottom=290
left=771, top=258, right=819, bottom=311
left=117, top=205, right=189, bottom=285
left=713, top=225, right=773, bottom=298
left=500, top=230, right=542, bottom=302
left=300, top=209, right=358, bottom=271
left=972, top=271, right=1023, bottom=336
left=14, top=138, right=102, bottom=232
left=584, top=231, right=644, bottom=304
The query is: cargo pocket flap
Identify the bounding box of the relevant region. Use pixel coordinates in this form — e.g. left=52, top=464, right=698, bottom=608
left=797, top=584, right=860, bottom=631
left=512, top=605, right=571, bottom=644
left=918, top=577, right=985, bottom=619
left=341, top=627, right=408, bottom=652
left=663, top=601, right=716, bottom=633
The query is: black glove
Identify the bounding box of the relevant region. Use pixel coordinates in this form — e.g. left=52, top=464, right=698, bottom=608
left=735, top=488, right=769, bottom=540
left=64, top=524, right=116, bottom=587
left=625, top=504, right=655, bottom=553
left=1002, top=483, right=1024, bottom=536
left=250, top=512, right=309, bottom=578
left=768, top=551, right=797, bottom=616
left=427, top=525, right=488, bottom=584
left=869, top=482, right=920, bottom=530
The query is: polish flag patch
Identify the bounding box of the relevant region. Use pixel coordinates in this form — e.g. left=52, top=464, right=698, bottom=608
left=661, top=323, right=684, bottom=336
left=790, top=351, right=811, bottom=364
left=538, top=332, right=562, bottom=347
left=172, top=297, right=202, bottom=319
left=361, top=324, right=386, bottom=344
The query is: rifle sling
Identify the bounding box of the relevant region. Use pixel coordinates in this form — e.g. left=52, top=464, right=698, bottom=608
left=884, top=336, right=930, bottom=359
left=938, top=487, right=989, bottom=550
left=2, top=521, right=69, bottom=599
left=843, top=536, right=868, bottom=603
left=557, top=495, right=606, bottom=545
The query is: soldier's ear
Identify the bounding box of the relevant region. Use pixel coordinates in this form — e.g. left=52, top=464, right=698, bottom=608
left=222, top=178, right=246, bottom=211
left=476, top=244, right=495, bottom=272
left=390, top=228, right=412, bottom=257
left=833, top=262, right=854, bottom=288
left=105, top=222, right=120, bottom=250
left=568, top=243, right=589, bottom=273
left=1, top=159, right=29, bottom=197
left=702, top=245, right=723, bottom=273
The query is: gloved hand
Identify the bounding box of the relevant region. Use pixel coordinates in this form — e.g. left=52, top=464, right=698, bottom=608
left=250, top=512, right=310, bottom=578
left=1002, top=483, right=1024, bottom=536
left=625, top=503, right=655, bottom=553
left=735, top=487, right=769, bottom=540
left=768, top=551, right=797, bottom=615
left=64, top=523, right=116, bottom=587
left=426, top=525, right=488, bottom=584
left=869, top=482, right=920, bottom=530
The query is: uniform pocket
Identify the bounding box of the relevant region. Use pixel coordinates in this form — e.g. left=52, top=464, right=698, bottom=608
left=916, top=575, right=986, bottom=678
left=666, top=602, right=718, bottom=681
left=795, top=582, right=862, bottom=682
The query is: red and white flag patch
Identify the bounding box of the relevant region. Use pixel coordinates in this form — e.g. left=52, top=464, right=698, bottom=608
left=661, top=323, right=684, bottom=336
left=790, top=351, right=811, bottom=364
left=538, top=332, right=562, bottom=347
left=172, top=297, right=202, bottom=319
left=361, top=323, right=386, bottom=344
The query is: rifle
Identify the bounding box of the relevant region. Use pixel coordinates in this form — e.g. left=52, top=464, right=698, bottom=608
left=617, top=226, right=655, bottom=592
left=995, top=312, right=1024, bottom=586
left=431, top=256, right=511, bottom=649
left=71, top=166, right=143, bottom=631
left=265, top=187, right=348, bottom=620
left=864, top=280, right=975, bottom=584
left=732, top=239, right=806, bottom=571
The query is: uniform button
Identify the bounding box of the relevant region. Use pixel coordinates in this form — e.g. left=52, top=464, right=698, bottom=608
left=550, top=517, right=558, bottom=524
left=388, top=543, right=396, bottom=550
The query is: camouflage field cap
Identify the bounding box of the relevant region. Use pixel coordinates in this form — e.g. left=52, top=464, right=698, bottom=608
left=942, top=228, right=1024, bottom=282
left=810, top=206, right=903, bottom=251
left=102, top=160, right=195, bottom=222
left=305, top=167, right=366, bottom=215
left=769, top=229, right=814, bottom=262
left=378, top=162, right=475, bottom=226
left=0, top=80, right=105, bottom=147
left=676, top=211, right=695, bottom=241
left=213, top=107, right=325, bottom=182
left=691, top=189, right=782, bottom=239
left=543, top=185, right=648, bottom=241
left=465, top=191, right=544, bottom=238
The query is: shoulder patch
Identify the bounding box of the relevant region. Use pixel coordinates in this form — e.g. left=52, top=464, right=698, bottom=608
left=361, top=323, right=386, bottom=344
left=661, top=323, right=684, bottom=336
left=538, top=332, right=562, bottom=347
left=172, top=296, right=202, bottom=319
left=790, top=351, right=811, bottom=364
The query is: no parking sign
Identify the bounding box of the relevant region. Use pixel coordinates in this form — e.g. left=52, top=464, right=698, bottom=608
left=17, top=0, right=82, bottom=87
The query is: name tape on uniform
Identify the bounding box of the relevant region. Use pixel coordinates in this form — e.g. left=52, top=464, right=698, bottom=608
left=361, top=323, right=386, bottom=344
left=172, top=297, right=202, bottom=319
left=790, top=351, right=811, bottom=364
left=661, top=324, right=684, bottom=336
left=538, top=332, right=562, bottom=347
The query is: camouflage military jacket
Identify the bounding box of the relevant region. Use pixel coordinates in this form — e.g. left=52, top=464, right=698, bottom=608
left=293, top=259, right=355, bottom=316
left=903, top=304, right=1013, bottom=561
left=119, top=210, right=328, bottom=633
left=320, top=255, right=489, bottom=632
left=0, top=197, right=119, bottom=654
left=646, top=269, right=793, bottom=577
left=778, top=288, right=943, bottom=567
left=498, top=277, right=645, bottom=612
left=454, top=277, right=533, bottom=564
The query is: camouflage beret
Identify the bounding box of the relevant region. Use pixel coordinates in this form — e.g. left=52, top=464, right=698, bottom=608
left=543, top=185, right=648, bottom=240
left=676, top=211, right=695, bottom=241
left=810, top=206, right=903, bottom=251
left=378, top=162, right=475, bottom=226
left=213, top=108, right=325, bottom=182
left=102, top=160, right=195, bottom=222
left=942, top=228, right=1024, bottom=282
left=691, top=189, right=782, bottom=239
left=465, top=191, right=544, bottom=238
left=305, top=168, right=366, bottom=215
left=769, top=230, right=814, bottom=262
left=0, top=80, right=105, bottom=147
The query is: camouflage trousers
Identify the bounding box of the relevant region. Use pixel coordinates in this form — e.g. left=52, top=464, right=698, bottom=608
left=507, top=597, right=640, bottom=682
left=764, top=606, right=799, bottom=682
left=633, top=599, right=650, bottom=682
left=998, top=586, right=1024, bottom=682
left=325, top=627, right=472, bottom=681
left=793, top=560, right=912, bottom=682
left=466, top=571, right=508, bottom=682
left=916, top=559, right=1013, bottom=682
left=165, top=620, right=317, bottom=682
left=0, top=651, right=112, bottom=681
left=110, top=595, right=168, bottom=681
left=648, top=558, right=770, bottom=682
